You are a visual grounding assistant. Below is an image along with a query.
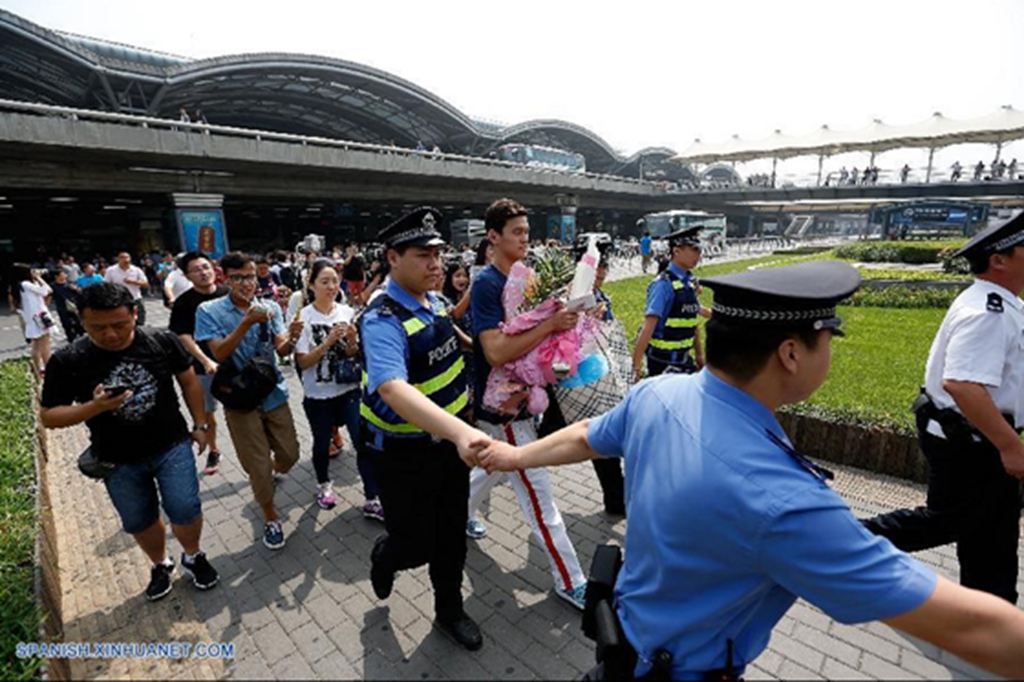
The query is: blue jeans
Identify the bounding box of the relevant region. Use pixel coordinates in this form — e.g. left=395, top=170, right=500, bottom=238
left=303, top=390, right=380, bottom=497
left=103, top=439, right=202, bottom=534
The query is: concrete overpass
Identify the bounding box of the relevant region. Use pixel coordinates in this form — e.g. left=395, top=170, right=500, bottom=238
left=0, top=101, right=689, bottom=214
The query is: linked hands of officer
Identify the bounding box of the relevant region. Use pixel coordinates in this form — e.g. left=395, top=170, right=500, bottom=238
left=469, top=438, right=522, bottom=474
left=455, top=428, right=495, bottom=469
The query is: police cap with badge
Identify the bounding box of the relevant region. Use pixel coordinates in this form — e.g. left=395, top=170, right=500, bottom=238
left=954, top=210, right=1024, bottom=314
left=953, top=210, right=1024, bottom=262
left=379, top=206, right=446, bottom=250
left=666, top=226, right=703, bottom=249
left=702, top=261, right=861, bottom=335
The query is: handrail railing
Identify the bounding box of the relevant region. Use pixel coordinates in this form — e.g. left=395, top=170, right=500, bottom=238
left=0, top=98, right=659, bottom=188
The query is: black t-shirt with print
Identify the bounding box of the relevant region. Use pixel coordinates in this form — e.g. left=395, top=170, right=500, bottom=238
left=168, top=285, right=229, bottom=374
left=41, top=328, right=192, bottom=463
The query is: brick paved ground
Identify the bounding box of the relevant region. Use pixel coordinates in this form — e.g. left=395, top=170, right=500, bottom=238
left=21, top=296, right=1023, bottom=680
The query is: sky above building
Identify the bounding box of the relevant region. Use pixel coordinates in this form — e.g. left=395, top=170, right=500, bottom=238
left=5, top=0, right=1024, bottom=181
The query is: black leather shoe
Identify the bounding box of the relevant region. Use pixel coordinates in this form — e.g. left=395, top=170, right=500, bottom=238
left=434, top=613, right=483, bottom=651
left=370, top=535, right=393, bottom=600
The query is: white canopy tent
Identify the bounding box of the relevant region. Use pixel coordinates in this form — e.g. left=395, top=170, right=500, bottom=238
left=674, top=105, right=1024, bottom=184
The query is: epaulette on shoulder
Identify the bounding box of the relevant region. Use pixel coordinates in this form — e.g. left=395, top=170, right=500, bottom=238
left=987, top=292, right=1004, bottom=313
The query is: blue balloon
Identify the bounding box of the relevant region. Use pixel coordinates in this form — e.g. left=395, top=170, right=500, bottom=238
left=558, top=354, right=608, bottom=388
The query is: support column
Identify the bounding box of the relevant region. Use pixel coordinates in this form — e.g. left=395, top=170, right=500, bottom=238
left=925, top=147, right=935, bottom=184
left=554, top=193, right=579, bottom=243
left=816, top=154, right=824, bottom=187
left=771, top=157, right=778, bottom=188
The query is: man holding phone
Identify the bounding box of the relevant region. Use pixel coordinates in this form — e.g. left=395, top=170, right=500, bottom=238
left=40, top=282, right=219, bottom=602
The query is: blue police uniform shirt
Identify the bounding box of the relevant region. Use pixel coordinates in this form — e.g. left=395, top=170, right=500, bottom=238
left=640, top=235, right=653, bottom=256
left=194, top=294, right=289, bottom=412
left=587, top=370, right=936, bottom=679
left=76, top=273, right=104, bottom=289
left=644, top=262, right=692, bottom=335
left=362, top=279, right=447, bottom=394
left=469, top=264, right=509, bottom=421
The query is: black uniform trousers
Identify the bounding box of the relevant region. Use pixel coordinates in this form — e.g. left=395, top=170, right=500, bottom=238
left=863, top=412, right=1021, bottom=603
left=647, top=355, right=696, bottom=378
left=541, top=386, right=625, bottom=515
left=372, top=439, right=469, bottom=620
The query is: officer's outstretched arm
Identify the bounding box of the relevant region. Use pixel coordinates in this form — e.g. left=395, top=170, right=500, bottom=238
left=377, top=379, right=490, bottom=466
left=883, top=575, right=1024, bottom=679
left=478, top=421, right=599, bottom=473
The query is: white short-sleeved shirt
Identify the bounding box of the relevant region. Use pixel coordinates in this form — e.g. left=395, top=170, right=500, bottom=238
left=165, top=268, right=193, bottom=299
left=104, top=264, right=147, bottom=300
left=295, top=302, right=358, bottom=400
left=925, top=279, right=1024, bottom=427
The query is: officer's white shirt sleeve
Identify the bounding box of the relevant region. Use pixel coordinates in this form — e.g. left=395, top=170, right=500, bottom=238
left=942, top=310, right=1013, bottom=387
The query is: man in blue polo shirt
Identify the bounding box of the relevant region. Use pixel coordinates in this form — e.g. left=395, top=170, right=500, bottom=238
left=195, top=252, right=303, bottom=551
left=474, top=260, right=1024, bottom=681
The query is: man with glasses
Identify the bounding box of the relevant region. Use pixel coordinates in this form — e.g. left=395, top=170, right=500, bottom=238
left=632, top=226, right=704, bottom=380
left=169, top=252, right=229, bottom=475
left=195, top=252, right=304, bottom=550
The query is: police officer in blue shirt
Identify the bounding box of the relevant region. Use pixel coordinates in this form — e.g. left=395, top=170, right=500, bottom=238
left=632, top=226, right=704, bottom=380
left=360, top=207, right=491, bottom=651
left=473, top=260, right=1024, bottom=680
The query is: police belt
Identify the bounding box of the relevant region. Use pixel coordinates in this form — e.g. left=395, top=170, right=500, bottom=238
left=582, top=545, right=741, bottom=682
left=913, top=388, right=1021, bottom=443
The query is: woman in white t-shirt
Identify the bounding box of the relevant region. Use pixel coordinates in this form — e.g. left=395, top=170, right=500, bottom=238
left=11, top=264, right=53, bottom=377
left=294, top=259, right=382, bottom=516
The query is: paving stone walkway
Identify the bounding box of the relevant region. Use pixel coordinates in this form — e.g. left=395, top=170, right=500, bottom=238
left=27, top=298, right=1023, bottom=680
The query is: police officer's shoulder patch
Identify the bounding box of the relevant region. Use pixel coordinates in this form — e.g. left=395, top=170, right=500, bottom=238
left=987, top=292, right=1004, bottom=313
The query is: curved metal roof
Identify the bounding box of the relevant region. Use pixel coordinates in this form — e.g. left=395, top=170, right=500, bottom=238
left=0, top=8, right=686, bottom=175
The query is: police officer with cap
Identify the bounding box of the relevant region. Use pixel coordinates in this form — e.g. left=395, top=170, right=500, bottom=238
left=360, top=206, right=490, bottom=650
left=864, top=210, right=1024, bottom=604
left=473, top=260, right=1024, bottom=680
left=632, top=225, right=704, bottom=380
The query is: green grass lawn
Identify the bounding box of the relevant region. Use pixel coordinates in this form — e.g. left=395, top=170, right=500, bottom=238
left=605, top=254, right=947, bottom=435
left=0, top=360, right=43, bottom=681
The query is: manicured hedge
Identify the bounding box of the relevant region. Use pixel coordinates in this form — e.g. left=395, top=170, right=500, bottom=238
left=0, top=360, right=42, bottom=681
left=833, top=239, right=966, bottom=264
left=844, top=286, right=960, bottom=309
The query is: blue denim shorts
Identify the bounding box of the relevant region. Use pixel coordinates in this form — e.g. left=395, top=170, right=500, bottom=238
left=103, top=439, right=202, bottom=534
left=198, top=373, right=219, bottom=414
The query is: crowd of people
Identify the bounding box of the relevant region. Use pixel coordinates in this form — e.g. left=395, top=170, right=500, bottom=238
left=16, top=200, right=1024, bottom=679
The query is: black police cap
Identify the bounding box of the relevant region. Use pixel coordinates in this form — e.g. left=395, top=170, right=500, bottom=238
left=379, top=207, right=446, bottom=249
left=666, top=226, right=702, bottom=248
left=702, top=261, right=861, bottom=335
left=953, top=210, right=1024, bottom=260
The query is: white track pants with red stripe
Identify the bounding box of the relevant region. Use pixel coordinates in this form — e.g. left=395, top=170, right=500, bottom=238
left=469, top=419, right=586, bottom=592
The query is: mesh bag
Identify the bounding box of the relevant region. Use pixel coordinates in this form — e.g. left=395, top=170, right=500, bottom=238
left=553, top=319, right=634, bottom=424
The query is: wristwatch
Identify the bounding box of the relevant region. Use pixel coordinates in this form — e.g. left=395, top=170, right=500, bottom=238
left=192, top=423, right=210, bottom=433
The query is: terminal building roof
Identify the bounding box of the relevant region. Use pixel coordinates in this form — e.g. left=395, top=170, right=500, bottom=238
left=0, top=8, right=680, bottom=176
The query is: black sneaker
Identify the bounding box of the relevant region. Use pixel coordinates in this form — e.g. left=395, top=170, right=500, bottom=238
left=146, top=559, right=175, bottom=602
left=370, top=535, right=394, bottom=600
left=181, top=552, right=219, bottom=590
left=434, top=612, right=483, bottom=651
left=203, top=450, right=221, bottom=476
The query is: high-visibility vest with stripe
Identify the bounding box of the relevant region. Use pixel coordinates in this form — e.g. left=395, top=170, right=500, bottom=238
left=359, top=294, right=468, bottom=446
left=646, top=269, right=700, bottom=366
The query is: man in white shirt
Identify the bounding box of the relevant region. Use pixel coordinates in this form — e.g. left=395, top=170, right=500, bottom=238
left=163, top=256, right=194, bottom=308
left=105, top=252, right=150, bottom=326
left=864, top=211, right=1024, bottom=604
